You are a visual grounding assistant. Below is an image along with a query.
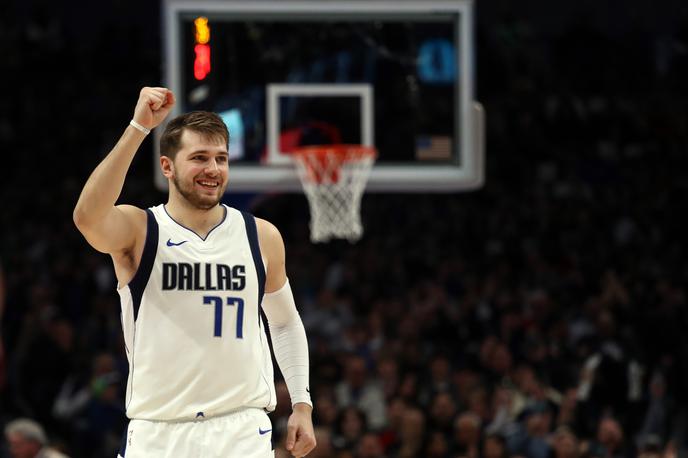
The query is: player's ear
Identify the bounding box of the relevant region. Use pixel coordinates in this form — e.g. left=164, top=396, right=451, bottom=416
left=160, top=155, right=175, bottom=178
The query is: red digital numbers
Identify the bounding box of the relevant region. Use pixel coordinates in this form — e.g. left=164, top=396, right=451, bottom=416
left=193, top=17, right=211, bottom=80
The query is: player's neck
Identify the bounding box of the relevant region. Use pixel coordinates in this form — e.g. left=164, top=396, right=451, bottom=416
left=165, top=198, right=225, bottom=239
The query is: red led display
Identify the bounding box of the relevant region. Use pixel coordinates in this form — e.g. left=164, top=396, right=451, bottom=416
left=194, top=44, right=211, bottom=80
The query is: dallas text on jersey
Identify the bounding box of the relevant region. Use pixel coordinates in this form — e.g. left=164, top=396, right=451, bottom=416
left=162, top=262, right=246, bottom=291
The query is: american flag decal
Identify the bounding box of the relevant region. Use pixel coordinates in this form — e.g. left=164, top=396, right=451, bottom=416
left=415, top=136, right=453, bottom=160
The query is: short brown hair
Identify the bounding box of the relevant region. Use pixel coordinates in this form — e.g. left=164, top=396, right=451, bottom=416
left=159, top=111, right=229, bottom=159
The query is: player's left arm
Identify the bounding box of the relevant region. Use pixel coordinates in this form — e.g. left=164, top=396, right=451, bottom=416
left=255, top=218, right=316, bottom=457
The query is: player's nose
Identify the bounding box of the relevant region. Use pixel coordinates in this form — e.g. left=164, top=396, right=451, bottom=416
left=205, top=158, right=220, bottom=175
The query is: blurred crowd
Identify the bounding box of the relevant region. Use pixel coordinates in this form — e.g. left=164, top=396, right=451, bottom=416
left=2, top=1, right=688, bottom=457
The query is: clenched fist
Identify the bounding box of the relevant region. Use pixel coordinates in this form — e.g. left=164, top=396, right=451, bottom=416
left=132, top=87, right=176, bottom=130
left=285, top=404, right=316, bottom=457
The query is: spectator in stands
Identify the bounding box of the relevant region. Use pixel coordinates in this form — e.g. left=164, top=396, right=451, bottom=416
left=417, top=354, right=455, bottom=406
left=507, top=402, right=552, bottom=458
left=331, top=406, right=367, bottom=452
left=424, top=430, right=452, bottom=458
left=466, top=386, right=491, bottom=423
left=312, top=390, right=339, bottom=431
left=428, top=392, right=458, bottom=436
left=397, top=371, right=420, bottom=405
left=302, top=287, right=353, bottom=346
left=556, top=388, right=580, bottom=430
left=3, top=418, right=69, bottom=458
left=356, top=433, right=386, bottom=458
left=452, top=368, right=482, bottom=412
left=11, top=310, right=75, bottom=429
left=452, top=412, right=482, bottom=458
left=387, top=407, right=425, bottom=458
left=552, top=426, right=580, bottom=458
left=378, top=397, right=406, bottom=451
left=483, top=433, right=509, bottom=458
left=582, top=417, right=629, bottom=458
left=52, top=353, right=125, bottom=456
left=375, top=355, right=400, bottom=402
left=335, top=354, right=387, bottom=430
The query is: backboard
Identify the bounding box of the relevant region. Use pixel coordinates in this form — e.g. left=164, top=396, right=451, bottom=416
left=158, top=0, right=483, bottom=192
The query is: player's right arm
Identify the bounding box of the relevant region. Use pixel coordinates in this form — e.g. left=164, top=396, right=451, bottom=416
left=73, top=87, right=175, bottom=256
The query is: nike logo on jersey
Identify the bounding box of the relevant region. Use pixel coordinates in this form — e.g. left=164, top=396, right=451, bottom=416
left=259, top=428, right=272, bottom=435
left=166, top=238, right=188, bottom=247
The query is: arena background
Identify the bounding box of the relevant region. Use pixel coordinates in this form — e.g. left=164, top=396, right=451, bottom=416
left=1, top=0, right=688, bottom=457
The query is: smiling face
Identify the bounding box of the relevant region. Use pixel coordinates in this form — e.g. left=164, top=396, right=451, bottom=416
left=163, top=129, right=229, bottom=209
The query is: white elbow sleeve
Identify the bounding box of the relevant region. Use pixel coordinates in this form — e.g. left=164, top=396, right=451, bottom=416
left=262, top=279, right=312, bottom=407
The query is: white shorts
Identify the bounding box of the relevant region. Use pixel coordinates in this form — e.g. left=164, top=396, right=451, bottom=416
left=117, top=408, right=274, bottom=458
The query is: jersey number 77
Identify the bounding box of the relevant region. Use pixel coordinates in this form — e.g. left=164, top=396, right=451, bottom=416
left=203, top=295, right=244, bottom=338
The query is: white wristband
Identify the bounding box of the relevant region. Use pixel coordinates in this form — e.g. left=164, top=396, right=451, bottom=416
left=129, top=119, right=150, bottom=135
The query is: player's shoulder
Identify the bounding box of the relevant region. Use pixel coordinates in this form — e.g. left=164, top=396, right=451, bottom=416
left=254, top=217, right=283, bottom=241
left=116, top=203, right=147, bottom=214
left=254, top=217, right=285, bottom=254
left=116, top=204, right=148, bottom=220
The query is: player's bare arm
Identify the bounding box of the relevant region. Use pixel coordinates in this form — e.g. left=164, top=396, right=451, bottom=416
left=73, top=87, right=175, bottom=282
left=256, top=218, right=288, bottom=294
left=256, top=218, right=316, bottom=457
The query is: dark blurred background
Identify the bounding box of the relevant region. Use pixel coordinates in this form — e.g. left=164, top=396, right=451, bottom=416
left=1, top=0, right=688, bottom=457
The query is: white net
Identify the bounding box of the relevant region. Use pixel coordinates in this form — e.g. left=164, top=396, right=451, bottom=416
left=292, top=146, right=376, bottom=243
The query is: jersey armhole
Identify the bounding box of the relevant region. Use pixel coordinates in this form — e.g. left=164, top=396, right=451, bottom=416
left=127, top=209, right=159, bottom=321
left=240, top=211, right=266, bottom=307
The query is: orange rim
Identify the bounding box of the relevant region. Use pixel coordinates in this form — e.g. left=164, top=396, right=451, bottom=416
left=291, top=145, right=376, bottom=184
left=290, top=144, right=377, bottom=160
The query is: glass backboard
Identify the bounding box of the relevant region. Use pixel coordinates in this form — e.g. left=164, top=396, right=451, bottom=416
left=159, top=0, right=483, bottom=192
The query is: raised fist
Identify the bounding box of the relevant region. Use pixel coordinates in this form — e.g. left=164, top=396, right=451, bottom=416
left=132, top=87, right=176, bottom=130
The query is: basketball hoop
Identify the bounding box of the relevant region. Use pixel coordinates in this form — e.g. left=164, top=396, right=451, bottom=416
left=291, top=145, right=377, bottom=243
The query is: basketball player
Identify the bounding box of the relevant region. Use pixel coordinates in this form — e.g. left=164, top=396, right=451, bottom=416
left=73, top=87, right=316, bottom=457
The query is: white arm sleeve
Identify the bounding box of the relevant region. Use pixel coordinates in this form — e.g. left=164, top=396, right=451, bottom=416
left=262, top=279, right=312, bottom=408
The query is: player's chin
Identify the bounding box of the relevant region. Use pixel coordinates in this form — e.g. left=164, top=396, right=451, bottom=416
left=192, top=194, right=222, bottom=210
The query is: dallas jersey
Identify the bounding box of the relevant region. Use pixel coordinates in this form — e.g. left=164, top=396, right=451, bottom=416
left=116, top=204, right=276, bottom=421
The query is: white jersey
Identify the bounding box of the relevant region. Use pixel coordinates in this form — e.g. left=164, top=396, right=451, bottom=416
left=117, top=204, right=276, bottom=421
